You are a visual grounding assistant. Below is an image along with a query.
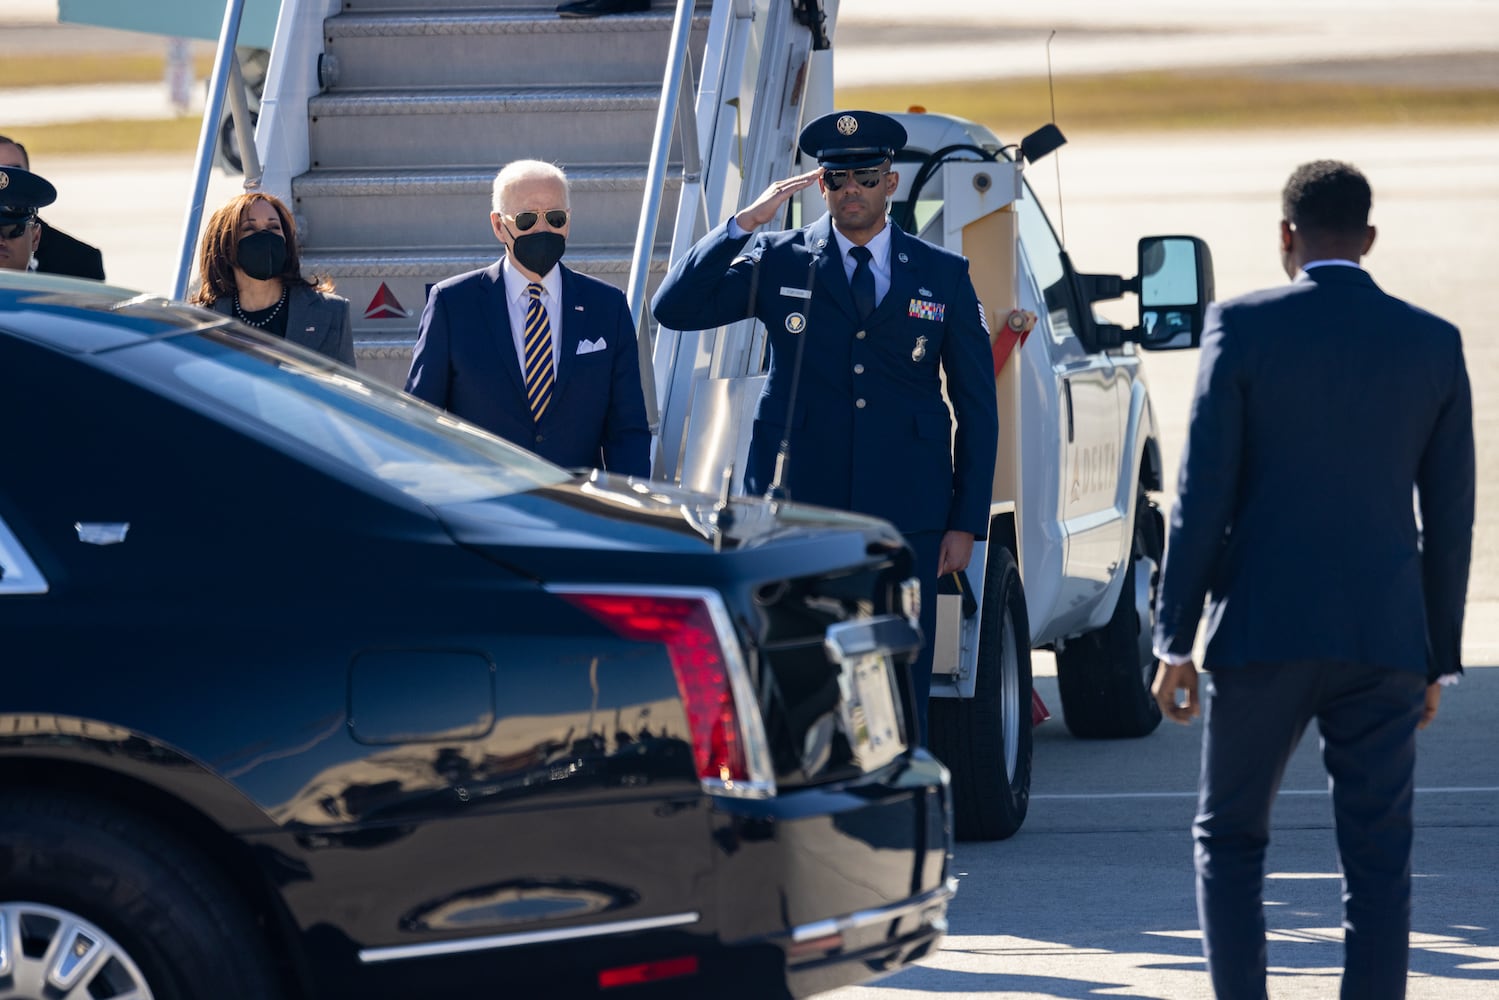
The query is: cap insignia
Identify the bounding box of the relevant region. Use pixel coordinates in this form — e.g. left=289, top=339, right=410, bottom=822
left=836, top=115, right=858, bottom=136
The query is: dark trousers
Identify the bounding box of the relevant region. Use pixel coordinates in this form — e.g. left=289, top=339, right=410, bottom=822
left=904, top=529, right=942, bottom=747
left=1194, top=660, right=1426, bottom=1000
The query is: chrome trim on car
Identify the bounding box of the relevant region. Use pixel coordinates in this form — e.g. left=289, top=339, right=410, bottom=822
left=790, top=878, right=957, bottom=944
left=824, top=614, right=922, bottom=663
left=0, top=516, right=48, bottom=595
left=359, top=910, right=701, bottom=964
left=546, top=583, right=777, bottom=799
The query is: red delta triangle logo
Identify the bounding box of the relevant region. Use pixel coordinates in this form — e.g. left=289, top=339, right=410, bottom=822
left=363, top=283, right=410, bottom=320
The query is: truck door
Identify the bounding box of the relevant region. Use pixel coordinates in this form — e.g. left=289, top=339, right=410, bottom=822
left=1013, top=185, right=1127, bottom=636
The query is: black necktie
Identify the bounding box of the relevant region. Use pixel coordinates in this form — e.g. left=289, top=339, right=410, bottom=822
left=849, top=245, right=876, bottom=322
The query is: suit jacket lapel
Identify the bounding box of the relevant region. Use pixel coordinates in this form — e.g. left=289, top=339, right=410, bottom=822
left=484, top=261, right=529, bottom=404
left=554, top=265, right=583, bottom=391
left=870, top=224, right=922, bottom=327
left=283, top=286, right=318, bottom=352
left=807, top=215, right=860, bottom=324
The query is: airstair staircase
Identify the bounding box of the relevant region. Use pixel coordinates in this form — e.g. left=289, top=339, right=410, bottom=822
left=228, top=0, right=831, bottom=397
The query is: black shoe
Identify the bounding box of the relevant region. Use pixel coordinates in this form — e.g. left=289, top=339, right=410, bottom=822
left=557, top=0, right=650, bottom=17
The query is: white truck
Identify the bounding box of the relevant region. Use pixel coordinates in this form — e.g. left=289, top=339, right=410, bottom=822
left=144, top=0, right=1214, bottom=841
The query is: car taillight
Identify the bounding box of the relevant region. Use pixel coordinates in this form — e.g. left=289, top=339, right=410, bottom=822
left=559, top=588, right=774, bottom=798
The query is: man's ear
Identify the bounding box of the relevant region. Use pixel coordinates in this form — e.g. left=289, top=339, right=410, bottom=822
left=1279, top=219, right=1294, bottom=254
left=1362, top=224, right=1377, bottom=257
left=30, top=224, right=41, bottom=256
left=489, top=212, right=508, bottom=243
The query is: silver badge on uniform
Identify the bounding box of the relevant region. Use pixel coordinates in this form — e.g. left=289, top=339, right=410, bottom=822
left=898, top=252, right=909, bottom=264
left=911, top=335, right=928, bottom=362
left=918, top=286, right=932, bottom=296
left=837, top=115, right=859, bottom=136
left=785, top=312, right=806, bottom=334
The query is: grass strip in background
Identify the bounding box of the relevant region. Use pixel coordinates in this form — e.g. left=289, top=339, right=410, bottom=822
left=10, top=52, right=219, bottom=87
left=839, top=71, right=1499, bottom=141
left=6, top=119, right=208, bottom=159
left=8, top=69, right=1497, bottom=158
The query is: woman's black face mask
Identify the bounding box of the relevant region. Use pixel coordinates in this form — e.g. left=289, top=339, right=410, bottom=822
left=237, top=230, right=288, bottom=281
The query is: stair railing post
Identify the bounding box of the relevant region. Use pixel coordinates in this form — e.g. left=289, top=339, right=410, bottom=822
left=628, top=0, right=698, bottom=437
left=172, top=0, right=250, bottom=300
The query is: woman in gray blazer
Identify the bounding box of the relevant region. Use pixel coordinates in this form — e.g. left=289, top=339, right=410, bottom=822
left=191, top=191, right=355, bottom=366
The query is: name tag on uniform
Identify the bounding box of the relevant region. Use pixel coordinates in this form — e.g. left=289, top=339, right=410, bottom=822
left=780, top=286, right=812, bottom=299
left=909, top=298, right=946, bottom=322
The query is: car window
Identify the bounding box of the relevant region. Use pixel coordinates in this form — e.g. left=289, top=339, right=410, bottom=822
left=120, top=331, right=570, bottom=506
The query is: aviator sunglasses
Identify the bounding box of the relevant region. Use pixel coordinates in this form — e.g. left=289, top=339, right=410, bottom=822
left=0, top=218, right=33, bottom=240
left=506, top=209, right=569, bottom=231
left=822, top=167, right=887, bottom=192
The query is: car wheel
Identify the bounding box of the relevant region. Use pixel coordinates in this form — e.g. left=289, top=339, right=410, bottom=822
left=1054, top=490, right=1165, bottom=739
left=929, top=545, right=1033, bottom=841
left=0, top=792, right=280, bottom=1000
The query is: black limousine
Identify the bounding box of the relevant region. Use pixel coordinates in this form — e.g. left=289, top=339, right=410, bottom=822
left=0, top=272, right=953, bottom=1000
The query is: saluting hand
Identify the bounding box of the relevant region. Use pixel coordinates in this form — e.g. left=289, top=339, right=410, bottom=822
left=735, top=168, right=824, bottom=232
left=1152, top=659, right=1201, bottom=724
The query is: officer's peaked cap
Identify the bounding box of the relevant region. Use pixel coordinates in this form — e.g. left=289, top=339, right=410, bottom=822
left=0, top=166, right=57, bottom=223
left=799, top=110, right=907, bottom=170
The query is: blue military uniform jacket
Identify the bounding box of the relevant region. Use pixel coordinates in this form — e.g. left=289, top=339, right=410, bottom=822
left=1153, top=265, right=1474, bottom=681
left=405, top=261, right=650, bottom=477
left=653, top=214, right=998, bottom=538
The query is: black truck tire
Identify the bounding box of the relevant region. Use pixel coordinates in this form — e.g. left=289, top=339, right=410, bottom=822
left=929, top=546, right=1033, bottom=841
left=1055, top=492, right=1165, bottom=739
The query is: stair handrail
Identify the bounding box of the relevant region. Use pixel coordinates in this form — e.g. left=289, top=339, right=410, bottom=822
left=171, top=0, right=265, bottom=300
left=627, top=0, right=706, bottom=437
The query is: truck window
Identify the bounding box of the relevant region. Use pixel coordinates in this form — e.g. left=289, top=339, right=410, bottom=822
left=1014, top=183, right=1078, bottom=346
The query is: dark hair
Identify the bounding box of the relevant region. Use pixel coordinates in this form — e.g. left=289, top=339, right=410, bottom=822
left=0, top=135, right=30, bottom=169
left=191, top=191, right=331, bottom=305
left=1282, top=160, right=1371, bottom=236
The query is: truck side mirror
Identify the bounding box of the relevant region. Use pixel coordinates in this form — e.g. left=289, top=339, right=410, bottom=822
left=1134, top=235, right=1215, bottom=351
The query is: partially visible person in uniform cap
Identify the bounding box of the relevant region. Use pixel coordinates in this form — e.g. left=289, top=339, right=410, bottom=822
left=0, top=136, right=106, bottom=280
left=0, top=164, right=57, bottom=274
left=652, top=109, right=1000, bottom=744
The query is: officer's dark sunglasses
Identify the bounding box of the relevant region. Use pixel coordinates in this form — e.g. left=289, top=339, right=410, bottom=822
left=507, top=210, right=569, bottom=231
left=822, top=168, right=886, bottom=192
left=0, top=218, right=32, bottom=240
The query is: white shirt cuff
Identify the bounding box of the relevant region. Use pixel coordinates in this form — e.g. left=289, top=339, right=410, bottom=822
left=1153, top=646, right=1193, bottom=666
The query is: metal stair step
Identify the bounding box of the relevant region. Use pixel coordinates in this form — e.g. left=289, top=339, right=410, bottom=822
left=307, top=86, right=670, bottom=169
left=293, top=165, right=682, bottom=250
left=325, top=9, right=710, bottom=88
left=340, top=0, right=667, bottom=11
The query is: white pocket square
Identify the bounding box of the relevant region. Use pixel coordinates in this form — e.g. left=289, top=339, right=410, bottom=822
left=575, top=337, right=607, bottom=355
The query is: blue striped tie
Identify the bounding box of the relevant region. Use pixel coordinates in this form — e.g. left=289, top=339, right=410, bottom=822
left=523, top=282, right=554, bottom=421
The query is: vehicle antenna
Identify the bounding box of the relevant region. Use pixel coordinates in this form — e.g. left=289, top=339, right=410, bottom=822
left=1046, top=29, right=1066, bottom=247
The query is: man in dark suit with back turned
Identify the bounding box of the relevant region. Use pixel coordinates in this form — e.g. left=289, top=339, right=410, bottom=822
left=405, top=159, right=649, bottom=476
left=652, top=110, right=999, bottom=743
left=1151, top=160, right=1475, bottom=1000
left=0, top=136, right=106, bottom=280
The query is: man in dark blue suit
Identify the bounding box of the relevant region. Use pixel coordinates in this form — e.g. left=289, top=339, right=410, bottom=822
left=405, top=160, right=650, bottom=476
left=1152, top=160, right=1475, bottom=1000
left=652, top=110, right=999, bottom=742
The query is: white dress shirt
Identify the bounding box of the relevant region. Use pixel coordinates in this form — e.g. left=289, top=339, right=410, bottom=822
left=500, top=257, right=562, bottom=372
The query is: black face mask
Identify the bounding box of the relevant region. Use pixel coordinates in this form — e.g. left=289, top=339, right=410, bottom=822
left=508, top=230, right=566, bottom=278
left=237, top=230, right=288, bottom=281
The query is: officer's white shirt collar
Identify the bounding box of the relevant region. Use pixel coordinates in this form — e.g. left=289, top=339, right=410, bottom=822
left=830, top=220, right=891, bottom=272
left=830, top=219, right=893, bottom=305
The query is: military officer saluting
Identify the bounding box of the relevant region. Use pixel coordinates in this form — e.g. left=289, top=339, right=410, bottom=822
left=0, top=165, right=58, bottom=274
left=652, top=109, right=999, bottom=742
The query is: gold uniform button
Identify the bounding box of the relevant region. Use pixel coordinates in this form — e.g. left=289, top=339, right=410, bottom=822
left=855, top=398, right=867, bottom=409
left=853, top=364, right=865, bottom=374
